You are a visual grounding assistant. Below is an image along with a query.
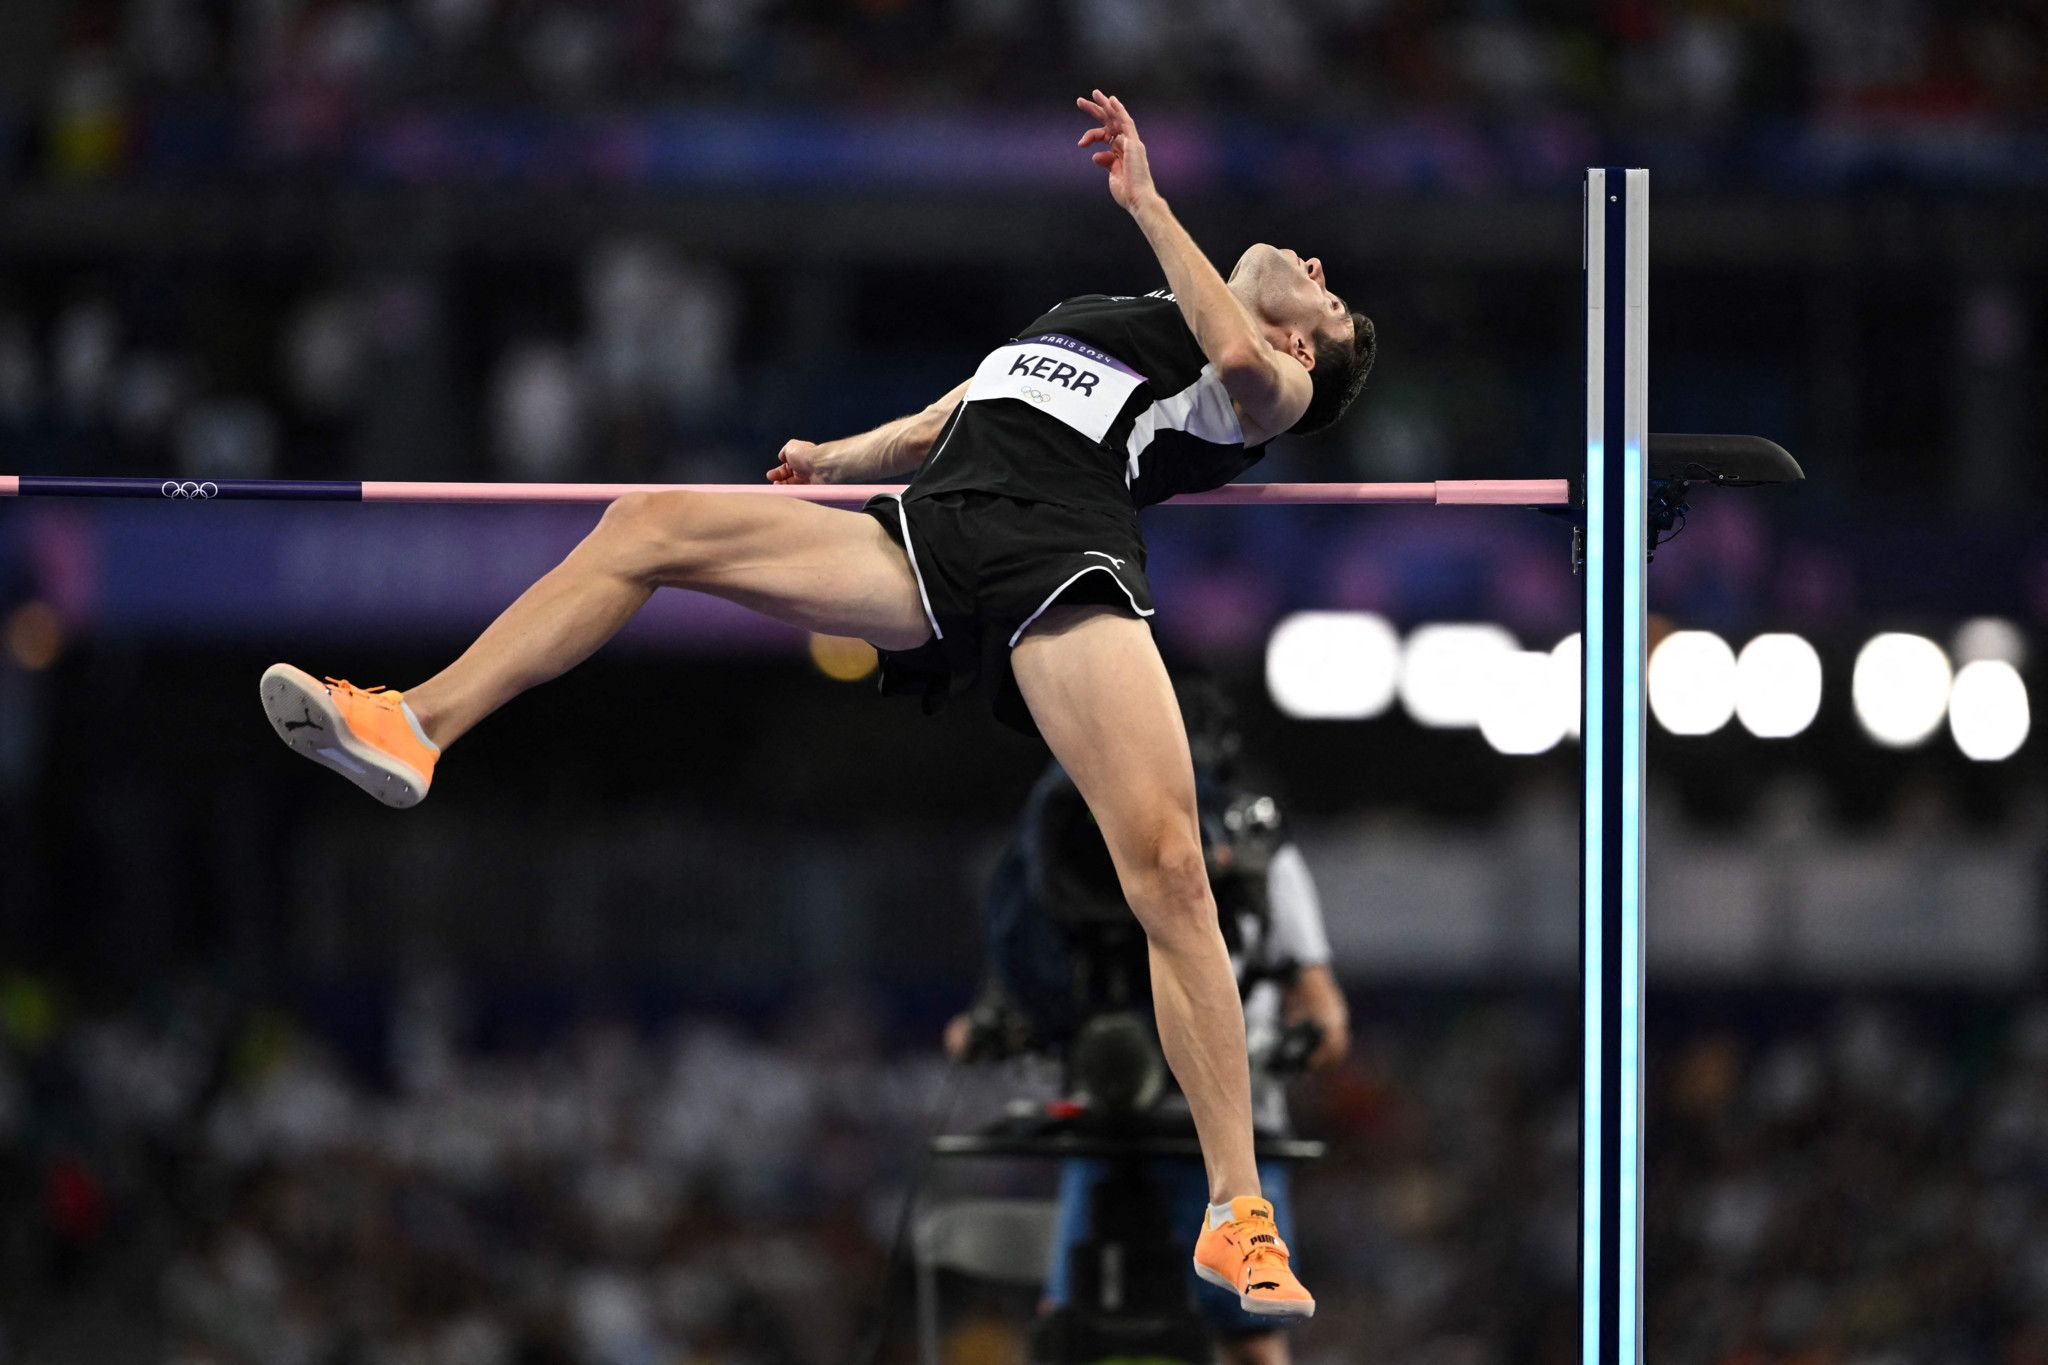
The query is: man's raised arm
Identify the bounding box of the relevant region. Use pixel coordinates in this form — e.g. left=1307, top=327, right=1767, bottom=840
left=1076, top=91, right=1311, bottom=441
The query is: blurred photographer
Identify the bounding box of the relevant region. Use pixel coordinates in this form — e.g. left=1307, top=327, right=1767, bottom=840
left=945, top=680, right=1348, bottom=1365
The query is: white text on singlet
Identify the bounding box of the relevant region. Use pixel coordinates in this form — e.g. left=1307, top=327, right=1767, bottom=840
left=962, top=333, right=1146, bottom=444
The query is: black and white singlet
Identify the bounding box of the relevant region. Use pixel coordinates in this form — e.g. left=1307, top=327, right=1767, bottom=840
left=904, top=290, right=1268, bottom=513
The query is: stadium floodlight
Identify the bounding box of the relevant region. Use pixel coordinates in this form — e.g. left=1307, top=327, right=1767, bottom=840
left=1264, top=611, right=1401, bottom=720
left=1647, top=630, right=1737, bottom=735
left=1479, top=650, right=1570, bottom=755
left=1852, top=632, right=1952, bottom=747
left=1949, top=659, right=2029, bottom=761
left=1953, top=616, right=2027, bottom=668
left=1551, top=632, right=1583, bottom=739
left=1734, top=633, right=1823, bottom=739
left=1399, top=623, right=1518, bottom=728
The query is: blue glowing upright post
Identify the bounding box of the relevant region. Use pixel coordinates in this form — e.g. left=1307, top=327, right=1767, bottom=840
left=1580, top=167, right=1648, bottom=1365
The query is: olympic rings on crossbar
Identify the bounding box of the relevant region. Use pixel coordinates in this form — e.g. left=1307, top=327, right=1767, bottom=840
left=161, top=481, right=220, bottom=499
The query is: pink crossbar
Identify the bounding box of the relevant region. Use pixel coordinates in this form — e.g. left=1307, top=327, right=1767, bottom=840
left=356, top=479, right=1571, bottom=507
left=0, top=474, right=1572, bottom=506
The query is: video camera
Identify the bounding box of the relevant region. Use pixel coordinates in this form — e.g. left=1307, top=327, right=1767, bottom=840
left=958, top=765, right=1323, bottom=1117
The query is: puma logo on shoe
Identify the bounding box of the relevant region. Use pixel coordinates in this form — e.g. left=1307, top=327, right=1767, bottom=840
left=283, top=708, right=324, bottom=733
left=1084, top=551, right=1127, bottom=569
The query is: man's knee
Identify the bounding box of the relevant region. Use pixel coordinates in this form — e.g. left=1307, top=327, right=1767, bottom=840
left=1120, top=825, right=1213, bottom=937
left=595, top=490, right=708, bottom=583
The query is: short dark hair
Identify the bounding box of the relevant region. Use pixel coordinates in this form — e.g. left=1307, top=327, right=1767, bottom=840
left=1290, top=310, right=1375, bottom=437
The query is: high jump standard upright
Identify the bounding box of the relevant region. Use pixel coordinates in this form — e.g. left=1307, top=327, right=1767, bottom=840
left=1581, top=166, right=1648, bottom=1365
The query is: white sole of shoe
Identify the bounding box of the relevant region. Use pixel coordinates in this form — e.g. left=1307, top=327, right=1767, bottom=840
left=1194, top=1260, right=1316, bottom=1318
left=260, top=663, right=429, bottom=809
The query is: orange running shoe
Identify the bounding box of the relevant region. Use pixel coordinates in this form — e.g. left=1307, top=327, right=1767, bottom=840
left=259, top=664, right=438, bottom=808
left=1192, top=1195, right=1315, bottom=1319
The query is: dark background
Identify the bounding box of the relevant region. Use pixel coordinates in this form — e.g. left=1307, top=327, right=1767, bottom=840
left=2, top=2, right=2045, bottom=1363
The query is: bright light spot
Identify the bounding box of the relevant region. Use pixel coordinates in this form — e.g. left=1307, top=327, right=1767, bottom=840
left=1264, top=612, right=1400, bottom=720
left=1734, top=633, right=1823, bottom=739
left=1852, top=633, right=1952, bottom=747
left=1953, top=617, right=2027, bottom=669
left=1648, top=630, right=1737, bottom=735
left=1478, top=650, right=1568, bottom=755
left=1399, top=623, right=1518, bottom=728
left=1550, top=633, right=1581, bottom=740
left=808, top=633, right=877, bottom=682
left=5, top=601, right=63, bottom=671
left=1949, top=660, right=2029, bottom=761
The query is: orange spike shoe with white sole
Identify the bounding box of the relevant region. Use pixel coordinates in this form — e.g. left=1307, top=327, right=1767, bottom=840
left=259, top=664, right=439, bottom=808
left=1192, top=1195, right=1315, bottom=1319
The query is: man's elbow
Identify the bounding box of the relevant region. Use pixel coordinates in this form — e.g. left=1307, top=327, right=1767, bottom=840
left=1213, top=346, right=1269, bottom=390
left=1217, top=360, right=1290, bottom=428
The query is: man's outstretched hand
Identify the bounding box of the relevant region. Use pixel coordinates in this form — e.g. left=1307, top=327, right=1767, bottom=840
left=1077, top=89, right=1156, bottom=212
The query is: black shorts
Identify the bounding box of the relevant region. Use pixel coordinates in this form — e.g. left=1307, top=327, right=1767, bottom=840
left=861, top=490, right=1154, bottom=735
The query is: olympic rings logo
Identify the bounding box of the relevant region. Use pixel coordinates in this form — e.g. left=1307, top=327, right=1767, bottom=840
left=1018, top=387, right=1052, bottom=404
left=161, top=481, right=220, bottom=499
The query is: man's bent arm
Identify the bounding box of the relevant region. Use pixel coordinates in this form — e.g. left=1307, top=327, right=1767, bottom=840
left=1076, top=87, right=1309, bottom=437
left=771, top=380, right=970, bottom=485
left=1128, top=195, right=1263, bottom=377
left=1126, top=193, right=1309, bottom=438
left=1268, top=840, right=1348, bottom=1070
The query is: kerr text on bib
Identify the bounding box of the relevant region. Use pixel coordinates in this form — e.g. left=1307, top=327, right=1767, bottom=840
left=964, top=334, right=1146, bottom=444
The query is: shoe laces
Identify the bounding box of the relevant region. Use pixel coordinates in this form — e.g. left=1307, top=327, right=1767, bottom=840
left=323, top=677, right=388, bottom=697
left=1239, top=1217, right=1291, bottom=1278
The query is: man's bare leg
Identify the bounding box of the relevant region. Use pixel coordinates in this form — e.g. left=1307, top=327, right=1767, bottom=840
left=402, top=491, right=933, bottom=748
left=1011, top=605, right=1258, bottom=1205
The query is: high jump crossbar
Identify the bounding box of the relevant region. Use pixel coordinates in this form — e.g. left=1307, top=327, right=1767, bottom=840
left=0, top=167, right=1684, bottom=1365
left=0, top=476, right=1571, bottom=507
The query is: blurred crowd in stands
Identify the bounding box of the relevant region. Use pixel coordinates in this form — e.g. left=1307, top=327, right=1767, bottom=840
left=5, top=3, right=2040, bottom=502
left=6, top=970, right=2048, bottom=1364
left=0, top=241, right=760, bottom=485
left=3, top=975, right=942, bottom=1365
left=23, top=0, right=2047, bottom=137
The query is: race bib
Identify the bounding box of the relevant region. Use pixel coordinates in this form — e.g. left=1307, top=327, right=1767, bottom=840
left=964, top=333, right=1146, bottom=443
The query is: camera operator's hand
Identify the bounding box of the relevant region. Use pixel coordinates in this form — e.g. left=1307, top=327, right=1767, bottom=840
left=943, top=1012, right=974, bottom=1062
left=1284, top=964, right=1351, bottom=1072
left=943, top=1004, right=1016, bottom=1063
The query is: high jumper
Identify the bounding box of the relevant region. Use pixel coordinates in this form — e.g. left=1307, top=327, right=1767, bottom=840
left=254, top=90, right=1374, bottom=1319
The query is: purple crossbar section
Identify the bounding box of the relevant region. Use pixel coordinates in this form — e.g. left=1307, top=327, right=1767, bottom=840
left=6, top=475, right=363, bottom=501
left=1, top=474, right=1573, bottom=507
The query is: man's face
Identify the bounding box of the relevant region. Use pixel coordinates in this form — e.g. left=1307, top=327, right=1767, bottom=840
left=1228, top=244, right=1355, bottom=358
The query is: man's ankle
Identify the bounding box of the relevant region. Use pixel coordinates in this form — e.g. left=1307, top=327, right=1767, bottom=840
left=395, top=690, right=448, bottom=752
left=1206, top=1195, right=1264, bottom=1228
